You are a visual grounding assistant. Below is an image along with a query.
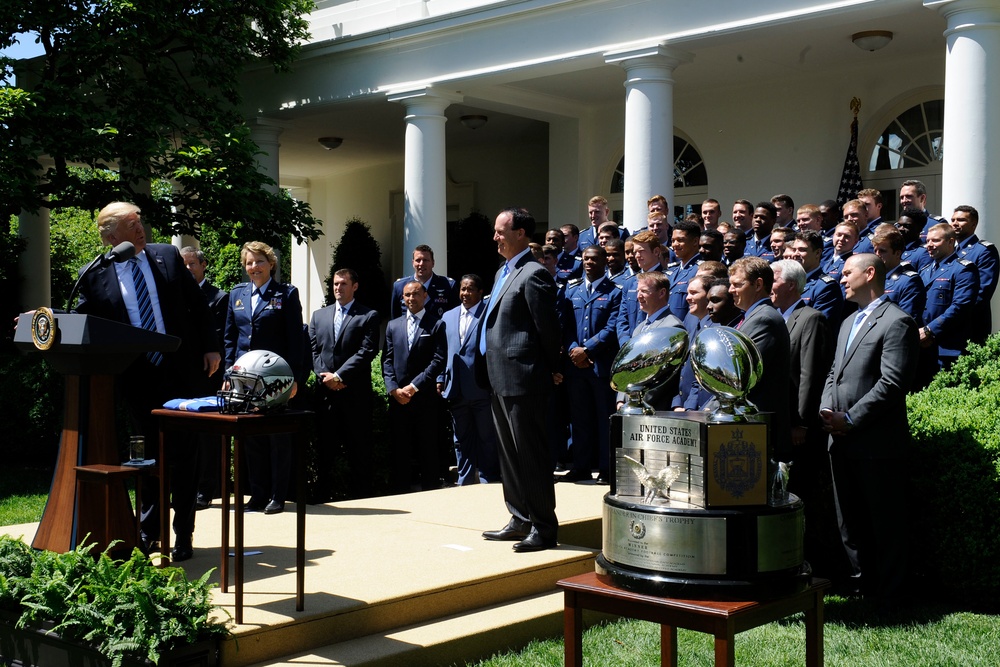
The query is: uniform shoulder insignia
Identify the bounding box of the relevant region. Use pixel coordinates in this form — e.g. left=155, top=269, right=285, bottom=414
left=567, top=278, right=584, bottom=287
left=902, top=269, right=919, bottom=277
left=819, top=274, right=836, bottom=283
left=666, top=261, right=680, bottom=268
left=959, top=259, right=975, bottom=267
left=613, top=281, right=626, bottom=290
left=981, top=240, right=995, bottom=248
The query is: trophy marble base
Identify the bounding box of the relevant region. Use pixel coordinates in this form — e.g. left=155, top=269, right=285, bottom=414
left=598, top=493, right=809, bottom=599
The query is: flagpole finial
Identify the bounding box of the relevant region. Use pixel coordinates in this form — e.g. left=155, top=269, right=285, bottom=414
left=850, top=97, right=861, bottom=117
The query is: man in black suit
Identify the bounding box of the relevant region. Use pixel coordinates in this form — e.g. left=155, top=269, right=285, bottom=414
left=728, top=257, right=791, bottom=458
left=76, top=202, right=220, bottom=561
left=821, top=253, right=919, bottom=607
left=479, top=207, right=562, bottom=552
left=389, top=245, right=458, bottom=320
left=181, top=246, right=228, bottom=510
left=383, top=281, right=447, bottom=493
left=310, top=268, right=381, bottom=500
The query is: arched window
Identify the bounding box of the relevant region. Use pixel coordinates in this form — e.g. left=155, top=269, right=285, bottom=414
left=868, top=100, right=943, bottom=172
left=609, top=136, right=708, bottom=193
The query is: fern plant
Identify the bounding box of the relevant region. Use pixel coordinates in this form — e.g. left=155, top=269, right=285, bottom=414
left=0, top=535, right=230, bottom=666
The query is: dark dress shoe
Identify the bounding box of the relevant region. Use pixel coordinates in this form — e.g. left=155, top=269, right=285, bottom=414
left=171, top=546, right=193, bottom=562
left=513, top=529, right=557, bottom=553
left=264, top=500, right=285, bottom=515
left=195, top=494, right=211, bottom=511
left=140, top=537, right=160, bottom=555
left=595, top=471, right=610, bottom=485
left=244, top=501, right=266, bottom=513
left=482, top=517, right=531, bottom=541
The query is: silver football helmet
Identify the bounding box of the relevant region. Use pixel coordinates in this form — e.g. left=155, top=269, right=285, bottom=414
left=218, top=349, right=294, bottom=414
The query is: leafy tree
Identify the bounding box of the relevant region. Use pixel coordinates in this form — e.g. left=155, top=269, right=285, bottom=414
left=0, top=0, right=322, bottom=247
left=327, top=218, right=390, bottom=317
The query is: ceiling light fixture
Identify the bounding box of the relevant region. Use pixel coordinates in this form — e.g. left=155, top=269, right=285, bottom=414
left=852, top=30, right=893, bottom=52
left=318, top=137, right=343, bottom=150
left=460, top=115, right=488, bottom=130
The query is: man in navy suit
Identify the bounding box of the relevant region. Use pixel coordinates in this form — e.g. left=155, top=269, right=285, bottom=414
left=310, top=268, right=381, bottom=499
left=383, top=281, right=447, bottom=492
left=480, top=207, right=562, bottom=552
left=76, top=202, right=220, bottom=561
left=181, top=246, right=228, bottom=510
left=559, top=246, right=621, bottom=484
left=821, top=253, right=919, bottom=606
left=437, top=275, right=499, bottom=486
left=389, top=245, right=457, bottom=320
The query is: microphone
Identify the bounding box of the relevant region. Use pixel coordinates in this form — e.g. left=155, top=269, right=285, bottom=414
left=65, top=242, right=137, bottom=311
left=103, top=241, right=136, bottom=265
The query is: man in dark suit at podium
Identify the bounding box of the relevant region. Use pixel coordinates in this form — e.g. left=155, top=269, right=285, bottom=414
left=76, top=202, right=220, bottom=562
left=181, top=246, right=228, bottom=509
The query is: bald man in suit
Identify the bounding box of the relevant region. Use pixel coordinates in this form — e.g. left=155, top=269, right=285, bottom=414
left=821, top=253, right=918, bottom=608
left=479, top=207, right=562, bottom=552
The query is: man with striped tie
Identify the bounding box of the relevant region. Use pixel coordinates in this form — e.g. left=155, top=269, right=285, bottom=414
left=75, top=202, right=220, bottom=562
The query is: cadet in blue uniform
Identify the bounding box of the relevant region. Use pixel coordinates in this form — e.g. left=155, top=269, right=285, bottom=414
left=546, top=227, right=583, bottom=285
left=896, top=209, right=932, bottom=272
left=390, top=244, right=457, bottom=320
left=919, top=223, right=980, bottom=371
left=872, top=226, right=926, bottom=323
left=745, top=202, right=777, bottom=261
left=559, top=246, right=621, bottom=484
left=664, top=220, right=702, bottom=321
left=951, top=205, right=998, bottom=344
left=791, top=231, right=845, bottom=325
left=823, top=222, right=860, bottom=286
left=672, top=275, right=713, bottom=411
left=615, top=230, right=666, bottom=346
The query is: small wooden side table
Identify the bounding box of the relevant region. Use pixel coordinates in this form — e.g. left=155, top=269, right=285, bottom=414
left=557, top=572, right=830, bottom=667
left=73, top=464, right=145, bottom=554
left=151, top=408, right=312, bottom=625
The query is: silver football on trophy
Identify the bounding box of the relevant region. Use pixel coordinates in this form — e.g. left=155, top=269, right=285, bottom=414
left=690, top=326, right=763, bottom=422
left=610, top=325, right=688, bottom=415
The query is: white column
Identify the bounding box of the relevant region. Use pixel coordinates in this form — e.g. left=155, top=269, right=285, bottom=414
left=927, top=0, right=1000, bottom=331
left=388, top=87, right=462, bottom=277
left=248, top=117, right=292, bottom=281
left=605, top=45, right=692, bottom=233
left=18, top=207, right=51, bottom=309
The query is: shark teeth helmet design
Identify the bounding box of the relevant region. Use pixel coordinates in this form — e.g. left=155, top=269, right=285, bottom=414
left=218, top=349, right=294, bottom=414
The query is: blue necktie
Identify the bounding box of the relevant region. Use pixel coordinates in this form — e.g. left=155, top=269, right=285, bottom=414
left=845, top=310, right=866, bottom=351
left=129, top=258, right=163, bottom=366
left=335, top=306, right=345, bottom=340
left=479, top=263, right=510, bottom=355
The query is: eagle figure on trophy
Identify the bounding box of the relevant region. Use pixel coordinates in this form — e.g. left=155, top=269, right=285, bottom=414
left=622, top=456, right=681, bottom=504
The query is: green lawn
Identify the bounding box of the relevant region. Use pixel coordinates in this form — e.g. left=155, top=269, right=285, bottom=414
left=3, top=466, right=998, bottom=667
left=471, top=597, right=1000, bottom=666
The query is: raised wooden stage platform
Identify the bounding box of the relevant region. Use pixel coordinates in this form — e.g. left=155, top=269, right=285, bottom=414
left=3, top=481, right=606, bottom=666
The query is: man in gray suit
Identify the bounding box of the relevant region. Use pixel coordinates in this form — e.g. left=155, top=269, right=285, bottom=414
left=728, top=257, right=791, bottom=458
left=479, top=207, right=562, bottom=552
left=821, top=253, right=918, bottom=608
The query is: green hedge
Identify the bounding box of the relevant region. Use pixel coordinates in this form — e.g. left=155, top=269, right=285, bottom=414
left=907, top=334, right=1000, bottom=608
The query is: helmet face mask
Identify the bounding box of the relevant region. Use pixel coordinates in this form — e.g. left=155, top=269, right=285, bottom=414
left=218, top=350, right=294, bottom=414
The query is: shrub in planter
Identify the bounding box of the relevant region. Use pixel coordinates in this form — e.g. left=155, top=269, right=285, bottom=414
left=907, top=334, right=1000, bottom=609
left=0, top=536, right=230, bottom=666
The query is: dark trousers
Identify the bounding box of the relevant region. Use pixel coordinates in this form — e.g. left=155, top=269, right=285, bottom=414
left=245, top=434, right=293, bottom=504
left=491, top=393, right=558, bottom=541
left=449, top=396, right=500, bottom=485
left=388, top=393, right=440, bottom=493
left=829, top=445, right=908, bottom=601
left=316, top=386, right=374, bottom=500
left=565, top=370, right=615, bottom=474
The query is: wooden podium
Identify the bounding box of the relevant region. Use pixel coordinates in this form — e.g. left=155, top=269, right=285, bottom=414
left=14, top=312, right=179, bottom=554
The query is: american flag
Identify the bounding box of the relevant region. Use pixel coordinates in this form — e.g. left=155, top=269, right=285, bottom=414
left=837, top=102, right=863, bottom=206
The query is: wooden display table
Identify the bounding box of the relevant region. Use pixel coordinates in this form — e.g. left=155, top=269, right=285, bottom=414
left=73, top=464, right=148, bottom=554
left=152, top=409, right=312, bottom=625
left=557, top=572, right=829, bottom=667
